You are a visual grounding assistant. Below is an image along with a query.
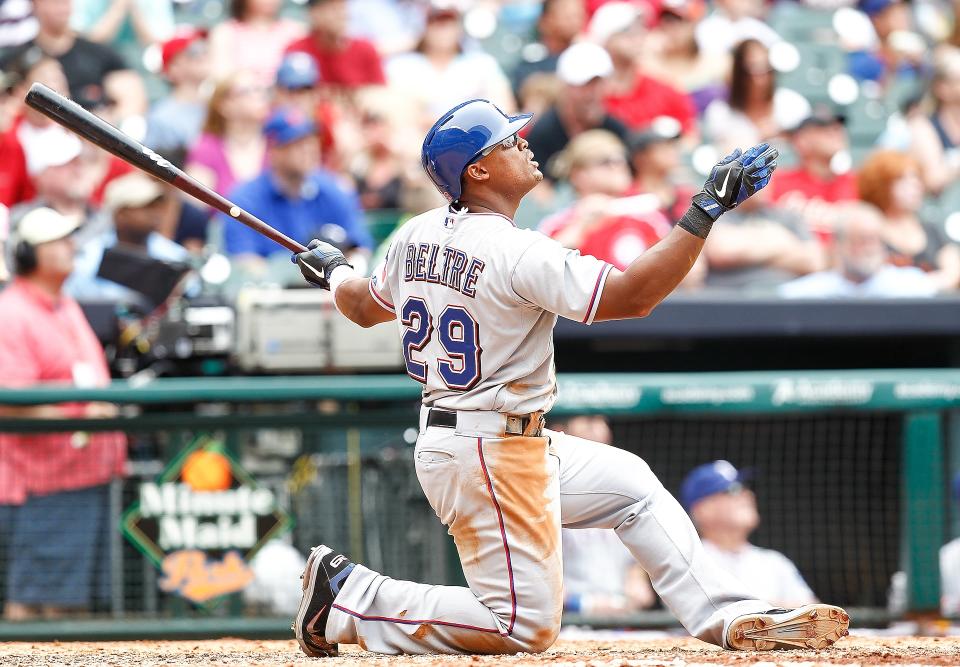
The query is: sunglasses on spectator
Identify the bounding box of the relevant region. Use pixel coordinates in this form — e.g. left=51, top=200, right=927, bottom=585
left=478, top=132, right=520, bottom=158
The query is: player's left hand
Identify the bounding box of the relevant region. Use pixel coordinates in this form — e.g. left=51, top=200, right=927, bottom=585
left=692, top=143, right=779, bottom=221
left=293, top=239, right=353, bottom=290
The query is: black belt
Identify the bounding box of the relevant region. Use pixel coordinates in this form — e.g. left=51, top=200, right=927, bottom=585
left=426, top=408, right=544, bottom=437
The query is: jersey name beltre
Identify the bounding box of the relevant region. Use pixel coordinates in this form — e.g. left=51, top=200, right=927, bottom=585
left=402, top=242, right=486, bottom=298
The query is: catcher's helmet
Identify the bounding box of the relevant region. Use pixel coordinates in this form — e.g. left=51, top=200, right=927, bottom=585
left=421, top=99, right=533, bottom=203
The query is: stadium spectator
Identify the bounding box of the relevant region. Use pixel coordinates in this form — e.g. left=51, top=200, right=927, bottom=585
left=349, top=95, right=406, bottom=211
left=0, top=206, right=125, bottom=620
left=143, top=28, right=210, bottom=154
left=645, top=0, right=728, bottom=114
left=220, top=107, right=371, bottom=272
left=274, top=52, right=321, bottom=119
left=681, top=460, right=817, bottom=608
left=285, top=0, right=386, bottom=91
left=67, top=172, right=190, bottom=305
left=703, top=39, right=810, bottom=152
left=779, top=201, right=939, bottom=297
left=524, top=42, right=631, bottom=181
left=208, top=0, right=305, bottom=87
left=557, top=415, right=656, bottom=617
left=593, top=2, right=697, bottom=137
left=273, top=51, right=350, bottom=172
left=627, top=120, right=696, bottom=224
left=510, top=0, right=586, bottom=97
left=903, top=47, right=960, bottom=194
left=186, top=72, right=269, bottom=197
left=386, top=5, right=514, bottom=121
left=848, top=0, right=927, bottom=86
left=539, top=130, right=688, bottom=278
left=0, top=48, right=71, bottom=207
left=0, top=0, right=37, bottom=50
left=694, top=0, right=780, bottom=57
left=70, top=0, right=175, bottom=53
left=704, top=185, right=825, bottom=291
left=770, top=106, right=858, bottom=245
left=2, top=0, right=146, bottom=127
left=857, top=150, right=960, bottom=290
left=15, top=126, right=99, bottom=226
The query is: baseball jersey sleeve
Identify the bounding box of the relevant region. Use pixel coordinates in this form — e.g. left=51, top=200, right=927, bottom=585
left=510, top=235, right=613, bottom=325
left=368, top=241, right=396, bottom=313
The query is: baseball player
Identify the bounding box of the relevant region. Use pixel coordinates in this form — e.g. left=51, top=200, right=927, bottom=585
left=290, top=99, right=850, bottom=657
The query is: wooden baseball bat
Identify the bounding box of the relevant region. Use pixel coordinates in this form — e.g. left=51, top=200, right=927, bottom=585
left=24, top=82, right=308, bottom=254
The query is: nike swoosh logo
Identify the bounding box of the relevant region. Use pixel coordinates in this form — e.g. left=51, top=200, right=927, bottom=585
left=715, top=171, right=731, bottom=197
left=306, top=606, right=328, bottom=634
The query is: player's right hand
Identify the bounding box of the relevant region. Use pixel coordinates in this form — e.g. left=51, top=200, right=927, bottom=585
left=293, top=239, right=353, bottom=290
left=692, top=143, right=779, bottom=221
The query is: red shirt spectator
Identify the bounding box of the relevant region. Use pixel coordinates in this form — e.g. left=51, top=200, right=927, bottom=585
left=0, top=210, right=125, bottom=505
left=0, top=116, right=32, bottom=206
left=285, top=35, right=384, bottom=88
left=604, top=72, right=697, bottom=134
left=541, top=204, right=672, bottom=269
left=286, top=0, right=384, bottom=89
left=769, top=169, right=858, bottom=205
left=589, top=3, right=696, bottom=134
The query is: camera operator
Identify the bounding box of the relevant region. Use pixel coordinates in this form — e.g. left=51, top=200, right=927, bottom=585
left=66, top=172, right=190, bottom=304
left=0, top=207, right=125, bottom=620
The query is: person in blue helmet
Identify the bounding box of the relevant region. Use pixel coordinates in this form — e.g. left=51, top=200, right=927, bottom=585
left=288, top=99, right=849, bottom=658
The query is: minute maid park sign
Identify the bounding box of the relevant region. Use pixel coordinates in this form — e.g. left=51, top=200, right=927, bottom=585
left=122, top=435, right=294, bottom=605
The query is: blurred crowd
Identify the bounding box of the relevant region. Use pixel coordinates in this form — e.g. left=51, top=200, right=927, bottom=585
left=0, top=0, right=958, bottom=307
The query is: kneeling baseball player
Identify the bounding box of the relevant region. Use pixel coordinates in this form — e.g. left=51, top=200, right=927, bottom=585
left=291, top=100, right=850, bottom=656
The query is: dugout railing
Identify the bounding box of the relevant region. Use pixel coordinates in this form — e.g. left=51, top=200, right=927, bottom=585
left=0, top=370, right=956, bottom=640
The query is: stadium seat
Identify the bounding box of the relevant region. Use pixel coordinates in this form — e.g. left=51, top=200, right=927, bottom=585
left=768, top=4, right=838, bottom=44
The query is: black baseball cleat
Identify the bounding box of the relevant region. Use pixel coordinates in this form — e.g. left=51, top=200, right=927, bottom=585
left=293, top=545, right=355, bottom=658
left=726, top=604, right=850, bottom=650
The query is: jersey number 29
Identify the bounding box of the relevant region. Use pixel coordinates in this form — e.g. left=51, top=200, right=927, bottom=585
left=401, top=297, right=482, bottom=390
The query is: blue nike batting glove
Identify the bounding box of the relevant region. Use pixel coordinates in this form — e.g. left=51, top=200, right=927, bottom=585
left=691, top=143, right=780, bottom=221
left=293, top=239, right=353, bottom=290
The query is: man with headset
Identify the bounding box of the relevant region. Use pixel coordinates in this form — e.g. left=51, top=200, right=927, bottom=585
left=0, top=207, right=125, bottom=619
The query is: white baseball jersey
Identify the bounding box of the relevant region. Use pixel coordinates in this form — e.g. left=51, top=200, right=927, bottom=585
left=368, top=206, right=612, bottom=414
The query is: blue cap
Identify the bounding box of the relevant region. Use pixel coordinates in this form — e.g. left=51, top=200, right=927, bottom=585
left=421, top=99, right=532, bottom=202
left=858, top=0, right=896, bottom=16
left=953, top=471, right=960, bottom=502
left=276, top=52, right=319, bottom=89
left=263, top=106, right=316, bottom=145
left=680, top=460, right=752, bottom=511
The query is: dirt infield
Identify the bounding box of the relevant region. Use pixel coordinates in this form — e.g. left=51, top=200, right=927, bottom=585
left=1, top=636, right=959, bottom=667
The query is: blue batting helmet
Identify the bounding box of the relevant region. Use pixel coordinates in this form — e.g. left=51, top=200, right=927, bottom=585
left=421, top=99, right=533, bottom=203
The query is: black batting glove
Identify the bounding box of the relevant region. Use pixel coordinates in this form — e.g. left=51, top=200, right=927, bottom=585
left=292, top=239, right=353, bottom=290
left=692, top=143, right=780, bottom=222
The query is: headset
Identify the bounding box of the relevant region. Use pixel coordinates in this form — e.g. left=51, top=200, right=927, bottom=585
left=12, top=237, right=36, bottom=275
